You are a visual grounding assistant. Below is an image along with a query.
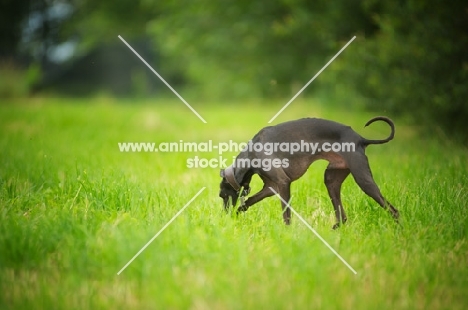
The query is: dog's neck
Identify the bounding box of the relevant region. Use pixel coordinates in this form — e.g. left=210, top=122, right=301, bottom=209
left=225, top=163, right=251, bottom=190
left=224, top=165, right=241, bottom=190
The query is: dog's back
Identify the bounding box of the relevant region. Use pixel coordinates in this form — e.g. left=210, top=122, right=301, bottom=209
left=252, top=118, right=360, bottom=146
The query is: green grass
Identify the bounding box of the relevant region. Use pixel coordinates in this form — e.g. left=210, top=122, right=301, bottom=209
left=1, top=97, right=467, bottom=309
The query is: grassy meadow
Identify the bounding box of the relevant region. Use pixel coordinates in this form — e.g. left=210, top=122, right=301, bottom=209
left=0, top=97, right=467, bottom=309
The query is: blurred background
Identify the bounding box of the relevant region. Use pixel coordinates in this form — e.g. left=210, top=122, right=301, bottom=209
left=1, top=0, right=467, bottom=140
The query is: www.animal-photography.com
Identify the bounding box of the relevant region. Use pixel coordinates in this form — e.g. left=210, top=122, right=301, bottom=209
left=1, top=1, right=467, bottom=309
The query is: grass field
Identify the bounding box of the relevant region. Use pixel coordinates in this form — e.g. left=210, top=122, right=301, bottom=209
left=1, top=97, right=467, bottom=309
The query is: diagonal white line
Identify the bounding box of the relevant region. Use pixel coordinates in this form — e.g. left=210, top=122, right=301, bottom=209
left=268, top=36, right=356, bottom=123
left=117, top=187, right=206, bottom=275
left=269, top=187, right=357, bottom=275
left=118, top=35, right=207, bottom=124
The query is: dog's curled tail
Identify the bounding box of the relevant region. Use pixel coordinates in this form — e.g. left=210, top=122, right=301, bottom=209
left=362, top=116, right=395, bottom=145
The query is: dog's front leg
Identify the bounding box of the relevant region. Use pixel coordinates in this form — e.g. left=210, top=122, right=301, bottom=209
left=238, top=183, right=276, bottom=213
left=277, top=182, right=292, bottom=225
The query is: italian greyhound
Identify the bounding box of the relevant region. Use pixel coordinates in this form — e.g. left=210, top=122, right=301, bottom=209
left=219, top=116, right=400, bottom=229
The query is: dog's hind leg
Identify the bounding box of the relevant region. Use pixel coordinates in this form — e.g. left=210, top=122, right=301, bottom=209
left=347, top=154, right=400, bottom=220
left=324, top=167, right=350, bottom=229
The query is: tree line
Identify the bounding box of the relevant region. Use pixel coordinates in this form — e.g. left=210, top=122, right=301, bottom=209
left=1, top=0, right=467, bottom=140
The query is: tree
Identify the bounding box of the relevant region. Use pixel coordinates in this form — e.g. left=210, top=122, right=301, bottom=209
left=341, top=0, right=468, bottom=139
left=147, top=0, right=376, bottom=98
left=0, top=0, right=31, bottom=58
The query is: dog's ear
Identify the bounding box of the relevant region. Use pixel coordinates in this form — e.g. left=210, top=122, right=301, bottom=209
left=220, top=169, right=225, bottom=178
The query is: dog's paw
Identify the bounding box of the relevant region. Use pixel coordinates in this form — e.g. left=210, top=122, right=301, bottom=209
left=332, top=222, right=341, bottom=230
left=236, top=205, right=248, bottom=213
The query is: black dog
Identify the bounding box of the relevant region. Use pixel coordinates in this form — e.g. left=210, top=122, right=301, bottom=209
left=219, top=116, right=399, bottom=229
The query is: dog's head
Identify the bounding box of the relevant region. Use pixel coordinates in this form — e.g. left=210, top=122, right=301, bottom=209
left=219, top=169, right=240, bottom=209
left=219, top=167, right=251, bottom=210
